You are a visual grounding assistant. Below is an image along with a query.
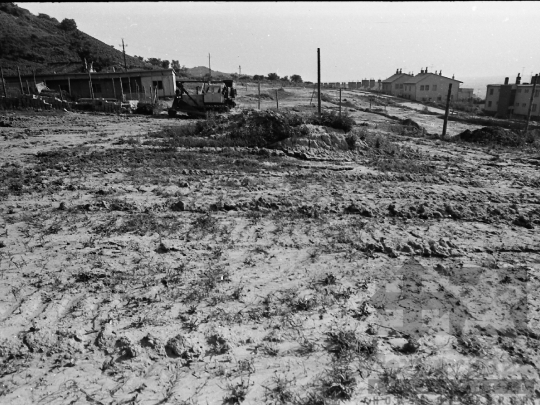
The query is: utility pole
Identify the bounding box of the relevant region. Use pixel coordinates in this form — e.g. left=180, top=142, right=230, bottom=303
left=276, top=89, right=279, bottom=110
left=317, top=48, right=321, bottom=118
left=339, top=88, right=342, bottom=117
left=258, top=81, right=261, bottom=110
left=120, top=39, right=128, bottom=71
left=1, top=67, right=7, bottom=98
left=239, top=65, right=241, bottom=76
left=442, top=83, right=453, bottom=137
left=525, top=74, right=538, bottom=134
left=208, top=53, right=211, bottom=82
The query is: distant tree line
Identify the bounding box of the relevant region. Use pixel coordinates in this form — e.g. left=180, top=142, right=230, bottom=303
left=251, top=73, right=303, bottom=83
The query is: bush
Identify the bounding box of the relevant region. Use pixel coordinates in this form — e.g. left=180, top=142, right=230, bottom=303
left=310, top=110, right=355, bottom=133
left=59, top=18, right=77, bottom=31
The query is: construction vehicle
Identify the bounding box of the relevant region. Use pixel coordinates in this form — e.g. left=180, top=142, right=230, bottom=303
left=168, top=79, right=237, bottom=118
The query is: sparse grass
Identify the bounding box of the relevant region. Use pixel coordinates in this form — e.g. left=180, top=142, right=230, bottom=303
left=223, top=376, right=252, bottom=404
left=325, top=328, right=378, bottom=361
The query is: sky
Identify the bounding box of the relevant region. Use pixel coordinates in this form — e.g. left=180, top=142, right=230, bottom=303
left=18, top=1, right=540, bottom=86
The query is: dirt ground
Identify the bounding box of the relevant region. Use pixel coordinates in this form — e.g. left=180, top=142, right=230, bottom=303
left=1, top=86, right=539, bottom=405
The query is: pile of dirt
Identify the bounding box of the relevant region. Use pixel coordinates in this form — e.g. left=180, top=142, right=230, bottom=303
left=458, top=126, right=531, bottom=147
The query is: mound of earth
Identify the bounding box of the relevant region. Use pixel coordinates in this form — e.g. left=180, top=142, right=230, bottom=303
left=458, top=126, right=529, bottom=147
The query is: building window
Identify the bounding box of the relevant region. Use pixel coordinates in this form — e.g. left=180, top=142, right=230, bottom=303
left=488, top=101, right=492, bottom=107
left=433, top=85, right=437, bottom=91
left=535, top=90, right=540, bottom=97
left=92, top=83, right=102, bottom=93
left=523, top=103, right=526, bottom=107
left=489, top=88, right=494, bottom=95
left=533, top=104, right=537, bottom=111
left=437, top=96, right=442, bottom=101
left=525, top=89, right=529, bottom=93
left=420, top=85, right=424, bottom=91
left=153, top=80, right=163, bottom=90
left=425, top=85, right=430, bottom=91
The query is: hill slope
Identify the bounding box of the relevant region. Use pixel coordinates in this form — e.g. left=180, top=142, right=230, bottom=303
left=0, top=3, right=154, bottom=76
left=186, top=66, right=232, bottom=79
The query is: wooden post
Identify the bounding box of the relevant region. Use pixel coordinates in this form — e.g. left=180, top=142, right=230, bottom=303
left=88, top=67, right=94, bottom=100
left=339, top=88, right=342, bottom=117
left=1, top=67, right=7, bottom=98
left=143, top=85, right=146, bottom=102
left=119, top=77, right=124, bottom=102
left=135, top=82, right=139, bottom=100
left=127, top=77, right=132, bottom=100
left=112, top=78, right=117, bottom=100
left=58, top=85, right=64, bottom=102
left=442, top=83, right=453, bottom=137
left=33, top=69, right=37, bottom=92
left=258, top=81, right=261, bottom=110
left=275, top=89, right=279, bottom=110
left=67, top=77, right=71, bottom=95
left=317, top=48, right=321, bottom=118
left=309, top=84, right=316, bottom=105
left=17, top=66, right=24, bottom=95
left=525, top=75, right=538, bottom=134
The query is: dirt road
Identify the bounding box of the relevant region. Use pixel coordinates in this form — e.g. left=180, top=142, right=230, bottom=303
left=0, top=96, right=539, bottom=404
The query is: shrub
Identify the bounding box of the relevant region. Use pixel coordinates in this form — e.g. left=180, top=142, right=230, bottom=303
left=59, top=18, right=77, bottom=31
left=310, top=110, right=355, bottom=133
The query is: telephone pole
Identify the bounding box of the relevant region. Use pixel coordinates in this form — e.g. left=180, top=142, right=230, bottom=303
left=208, top=53, right=211, bottom=82
left=317, top=48, right=321, bottom=118
left=239, top=65, right=241, bottom=76
left=119, top=39, right=128, bottom=71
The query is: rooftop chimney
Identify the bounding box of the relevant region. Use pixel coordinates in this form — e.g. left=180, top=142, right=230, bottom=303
left=516, top=73, right=521, bottom=85
left=504, top=77, right=509, bottom=85
left=426, top=66, right=428, bottom=73
left=452, top=74, right=454, bottom=79
left=439, top=71, right=442, bottom=76
left=396, top=69, right=399, bottom=74
left=420, top=69, right=424, bottom=74
left=400, top=68, right=402, bottom=74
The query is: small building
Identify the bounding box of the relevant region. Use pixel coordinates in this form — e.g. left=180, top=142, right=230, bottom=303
left=401, top=68, right=461, bottom=102
left=347, top=82, right=357, bottom=89
left=457, top=88, right=474, bottom=102
left=4, top=68, right=177, bottom=100
left=361, top=79, right=369, bottom=89
left=382, top=69, right=414, bottom=97
left=369, top=79, right=376, bottom=89
left=485, top=74, right=540, bottom=118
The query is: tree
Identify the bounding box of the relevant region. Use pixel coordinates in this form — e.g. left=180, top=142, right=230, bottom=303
left=291, top=74, right=303, bottom=83
left=267, top=73, right=280, bottom=81
left=171, top=60, right=181, bottom=71
left=147, top=57, right=162, bottom=67
left=59, top=18, right=77, bottom=31
left=161, top=60, right=170, bottom=69
left=282, top=76, right=289, bottom=82
left=253, top=75, right=265, bottom=81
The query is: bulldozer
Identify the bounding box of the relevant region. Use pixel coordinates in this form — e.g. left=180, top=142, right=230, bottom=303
left=168, top=79, right=237, bottom=118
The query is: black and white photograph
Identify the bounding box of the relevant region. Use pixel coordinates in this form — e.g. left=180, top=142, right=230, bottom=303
left=0, top=2, right=539, bottom=404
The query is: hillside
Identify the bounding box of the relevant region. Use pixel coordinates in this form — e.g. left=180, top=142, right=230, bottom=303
left=0, top=3, right=154, bottom=76
left=186, top=65, right=233, bottom=79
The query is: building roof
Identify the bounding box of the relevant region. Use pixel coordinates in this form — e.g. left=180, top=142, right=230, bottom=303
left=7, top=68, right=175, bottom=81
left=403, top=72, right=463, bottom=85
left=382, top=73, right=413, bottom=83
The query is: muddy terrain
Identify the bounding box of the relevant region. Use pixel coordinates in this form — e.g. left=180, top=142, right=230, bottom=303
left=1, top=87, right=539, bottom=404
